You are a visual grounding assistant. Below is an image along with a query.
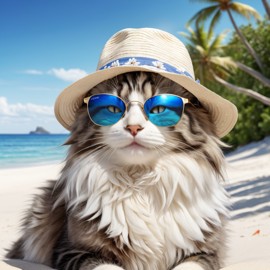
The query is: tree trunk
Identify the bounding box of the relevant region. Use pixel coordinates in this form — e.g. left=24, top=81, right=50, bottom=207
left=262, top=0, right=270, bottom=19
left=236, top=62, right=270, bottom=87
left=227, top=9, right=264, bottom=71
left=212, top=73, right=270, bottom=106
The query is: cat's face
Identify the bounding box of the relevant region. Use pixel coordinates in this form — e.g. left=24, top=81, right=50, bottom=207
left=102, top=89, right=168, bottom=165
left=67, top=72, right=220, bottom=169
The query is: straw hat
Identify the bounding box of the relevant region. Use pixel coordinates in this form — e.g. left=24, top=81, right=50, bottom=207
left=54, top=28, right=238, bottom=137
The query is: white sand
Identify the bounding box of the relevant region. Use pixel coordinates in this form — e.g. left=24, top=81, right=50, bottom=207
left=0, top=163, right=63, bottom=259
left=0, top=138, right=270, bottom=268
left=224, top=137, right=270, bottom=266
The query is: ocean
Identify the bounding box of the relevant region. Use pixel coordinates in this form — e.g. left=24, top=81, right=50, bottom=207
left=0, top=134, right=69, bottom=169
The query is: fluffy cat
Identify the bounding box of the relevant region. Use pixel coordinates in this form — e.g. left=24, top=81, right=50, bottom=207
left=7, top=72, right=229, bottom=270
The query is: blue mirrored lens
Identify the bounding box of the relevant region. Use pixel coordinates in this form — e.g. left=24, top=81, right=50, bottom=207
left=144, top=95, right=184, bottom=126
left=88, top=94, right=125, bottom=126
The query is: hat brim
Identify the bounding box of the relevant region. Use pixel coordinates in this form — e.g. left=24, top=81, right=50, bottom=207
left=54, top=66, right=238, bottom=137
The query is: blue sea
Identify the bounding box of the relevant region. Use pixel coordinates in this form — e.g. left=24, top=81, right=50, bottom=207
left=0, top=134, right=69, bottom=169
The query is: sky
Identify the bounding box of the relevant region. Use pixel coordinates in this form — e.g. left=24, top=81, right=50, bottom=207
left=0, top=0, right=266, bottom=133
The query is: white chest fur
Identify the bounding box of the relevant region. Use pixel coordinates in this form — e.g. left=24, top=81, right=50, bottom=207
left=61, top=153, right=229, bottom=270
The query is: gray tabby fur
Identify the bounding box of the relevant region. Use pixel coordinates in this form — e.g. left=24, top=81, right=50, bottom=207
left=7, top=72, right=230, bottom=270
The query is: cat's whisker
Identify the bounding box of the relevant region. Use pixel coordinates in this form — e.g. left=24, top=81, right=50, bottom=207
left=66, top=143, right=106, bottom=163
left=82, top=141, right=107, bottom=149
left=163, top=141, right=210, bottom=160
left=163, top=140, right=198, bottom=152
left=106, top=147, right=117, bottom=163
left=76, top=133, right=123, bottom=144
left=75, top=136, right=107, bottom=144
left=153, top=145, right=168, bottom=158
left=95, top=146, right=115, bottom=164
left=160, top=139, right=194, bottom=150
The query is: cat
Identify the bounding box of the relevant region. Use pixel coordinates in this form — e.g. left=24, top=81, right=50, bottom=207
left=7, top=72, right=229, bottom=270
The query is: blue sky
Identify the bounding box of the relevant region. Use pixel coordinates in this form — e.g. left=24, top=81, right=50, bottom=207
left=0, top=0, right=266, bottom=133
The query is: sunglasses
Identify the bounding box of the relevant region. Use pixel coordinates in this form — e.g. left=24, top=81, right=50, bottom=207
left=84, top=93, right=190, bottom=127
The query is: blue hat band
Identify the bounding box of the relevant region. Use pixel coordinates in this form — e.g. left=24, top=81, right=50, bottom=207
left=99, top=56, right=199, bottom=82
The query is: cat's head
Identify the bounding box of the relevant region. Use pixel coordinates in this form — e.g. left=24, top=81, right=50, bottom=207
left=65, top=72, right=225, bottom=172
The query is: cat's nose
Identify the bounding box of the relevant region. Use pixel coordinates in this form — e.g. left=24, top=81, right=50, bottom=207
left=126, top=125, right=144, bottom=136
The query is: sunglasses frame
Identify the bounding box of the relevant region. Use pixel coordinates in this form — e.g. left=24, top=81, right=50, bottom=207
left=84, top=93, right=190, bottom=127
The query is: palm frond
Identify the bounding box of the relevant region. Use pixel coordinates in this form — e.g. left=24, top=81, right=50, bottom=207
left=187, top=5, right=219, bottom=26
left=179, top=27, right=195, bottom=42
left=211, top=56, right=237, bottom=70
left=208, top=9, right=222, bottom=36
left=208, top=30, right=229, bottom=54
left=179, top=31, right=192, bottom=40
left=181, top=23, right=236, bottom=82
left=180, top=25, right=208, bottom=50
left=230, top=2, right=261, bottom=21
left=195, top=24, right=209, bottom=49
left=195, top=45, right=207, bottom=56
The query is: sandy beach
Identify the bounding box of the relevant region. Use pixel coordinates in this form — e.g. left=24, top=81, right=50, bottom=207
left=0, top=138, right=270, bottom=269
left=0, top=163, right=64, bottom=259
left=224, top=137, right=270, bottom=266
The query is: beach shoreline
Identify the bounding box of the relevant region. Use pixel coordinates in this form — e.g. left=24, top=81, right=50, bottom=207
left=0, top=134, right=68, bottom=170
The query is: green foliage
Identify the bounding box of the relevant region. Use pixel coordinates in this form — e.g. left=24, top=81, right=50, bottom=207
left=183, top=18, right=270, bottom=148
left=217, top=19, right=270, bottom=148
left=259, top=107, right=270, bottom=134
left=186, top=0, right=270, bottom=149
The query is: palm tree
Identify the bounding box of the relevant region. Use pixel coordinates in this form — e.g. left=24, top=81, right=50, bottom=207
left=235, top=61, right=270, bottom=88
left=180, top=25, right=236, bottom=85
left=180, top=25, right=270, bottom=105
left=262, top=0, right=270, bottom=19
left=188, top=0, right=263, bottom=70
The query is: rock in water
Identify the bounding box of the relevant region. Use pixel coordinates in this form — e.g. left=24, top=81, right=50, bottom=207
left=29, top=126, right=50, bottom=134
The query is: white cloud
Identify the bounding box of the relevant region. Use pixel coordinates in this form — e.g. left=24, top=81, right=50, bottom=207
left=48, top=68, right=88, bottom=82
left=24, top=69, right=44, bottom=75
left=0, top=97, right=66, bottom=133
left=0, top=97, right=54, bottom=118
left=23, top=67, right=88, bottom=82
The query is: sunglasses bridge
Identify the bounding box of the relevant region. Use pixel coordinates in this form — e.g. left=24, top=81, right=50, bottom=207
left=127, top=100, right=149, bottom=121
